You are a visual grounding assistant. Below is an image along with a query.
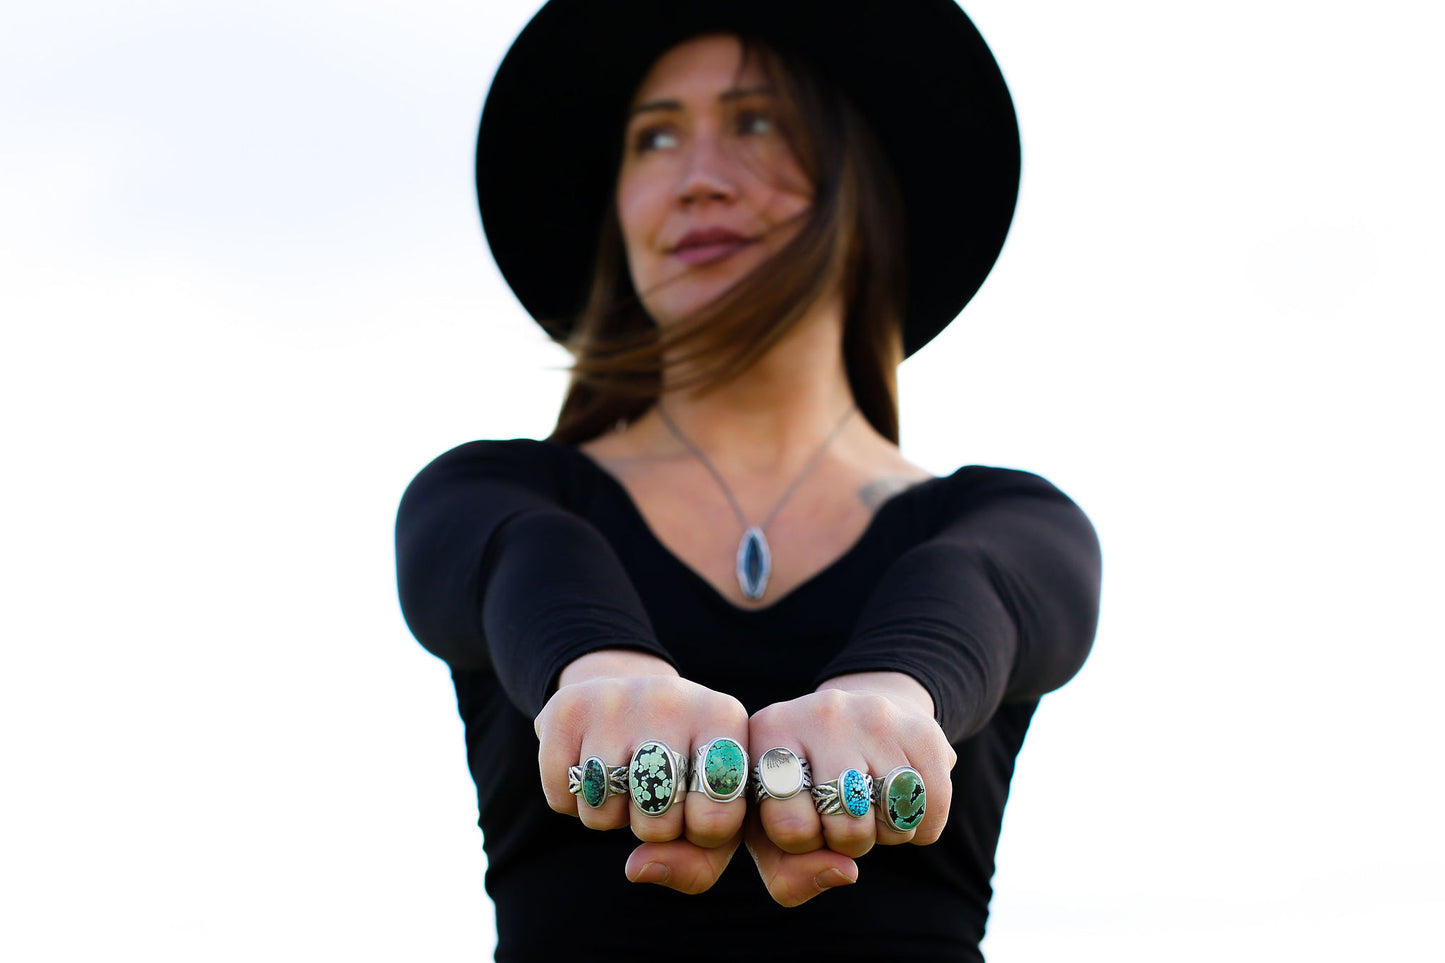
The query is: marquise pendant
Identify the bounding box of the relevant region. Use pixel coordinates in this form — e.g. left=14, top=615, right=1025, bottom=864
left=736, top=526, right=772, bottom=601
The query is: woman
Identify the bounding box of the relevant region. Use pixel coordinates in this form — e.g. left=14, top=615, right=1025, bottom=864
left=396, top=1, right=1101, bottom=959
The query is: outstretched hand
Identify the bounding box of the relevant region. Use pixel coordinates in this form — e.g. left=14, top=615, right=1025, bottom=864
left=743, top=672, right=954, bottom=904
left=534, top=649, right=750, bottom=895
left=537, top=656, right=953, bottom=904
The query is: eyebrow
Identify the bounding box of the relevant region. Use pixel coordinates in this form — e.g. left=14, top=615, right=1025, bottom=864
left=628, top=85, right=775, bottom=119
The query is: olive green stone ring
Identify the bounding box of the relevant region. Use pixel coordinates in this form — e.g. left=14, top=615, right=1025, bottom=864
left=873, top=765, right=927, bottom=832
left=567, top=756, right=628, bottom=809
left=688, top=737, right=749, bottom=802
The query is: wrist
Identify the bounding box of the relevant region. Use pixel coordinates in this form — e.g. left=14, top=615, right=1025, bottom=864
left=816, top=671, right=935, bottom=718
left=557, top=648, right=679, bottom=688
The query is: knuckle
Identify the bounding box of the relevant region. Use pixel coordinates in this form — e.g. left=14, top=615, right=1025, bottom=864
left=763, top=813, right=820, bottom=853
left=810, top=689, right=848, bottom=726
left=631, top=816, right=681, bottom=844
left=684, top=807, right=737, bottom=844
left=824, top=821, right=873, bottom=858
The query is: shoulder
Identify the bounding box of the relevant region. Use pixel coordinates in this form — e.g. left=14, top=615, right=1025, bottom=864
left=890, top=465, right=1090, bottom=532
left=399, top=438, right=599, bottom=510
left=943, top=465, right=1077, bottom=503
left=411, top=438, right=561, bottom=483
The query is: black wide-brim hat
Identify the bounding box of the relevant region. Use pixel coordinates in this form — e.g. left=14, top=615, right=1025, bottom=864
left=477, top=0, right=1020, bottom=358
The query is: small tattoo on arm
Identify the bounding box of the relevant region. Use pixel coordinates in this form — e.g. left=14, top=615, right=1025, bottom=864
left=858, top=476, right=914, bottom=512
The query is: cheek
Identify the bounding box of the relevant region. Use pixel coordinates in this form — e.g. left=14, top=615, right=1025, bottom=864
left=615, top=180, right=659, bottom=260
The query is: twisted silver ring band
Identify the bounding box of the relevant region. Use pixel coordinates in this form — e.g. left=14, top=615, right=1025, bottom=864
left=811, top=768, right=874, bottom=818
left=567, top=757, right=628, bottom=809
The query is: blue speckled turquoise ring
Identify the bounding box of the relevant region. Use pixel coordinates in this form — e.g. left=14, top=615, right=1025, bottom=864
left=567, top=757, right=628, bottom=809
left=873, top=766, right=927, bottom=832
left=628, top=740, right=689, bottom=817
left=688, top=737, right=750, bottom=802
left=811, top=768, right=874, bottom=818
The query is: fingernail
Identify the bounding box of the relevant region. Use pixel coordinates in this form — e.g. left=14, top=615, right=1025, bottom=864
left=630, top=861, right=670, bottom=885
left=814, top=868, right=855, bottom=891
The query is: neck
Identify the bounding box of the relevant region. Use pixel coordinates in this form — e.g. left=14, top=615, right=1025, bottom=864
left=650, top=293, right=855, bottom=472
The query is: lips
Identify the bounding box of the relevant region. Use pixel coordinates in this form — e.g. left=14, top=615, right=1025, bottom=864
left=670, top=227, right=755, bottom=266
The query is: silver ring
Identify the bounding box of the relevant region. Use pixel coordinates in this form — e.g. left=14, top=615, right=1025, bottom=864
left=628, top=740, right=689, bottom=817
left=872, top=766, right=927, bottom=832
left=688, top=737, right=749, bottom=802
left=750, top=747, right=813, bottom=802
left=811, top=768, right=874, bottom=818
left=567, top=757, right=628, bottom=809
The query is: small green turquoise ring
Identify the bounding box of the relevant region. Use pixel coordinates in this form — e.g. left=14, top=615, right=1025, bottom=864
left=688, top=737, right=749, bottom=802
left=872, top=765, right=927, bottom=832
left=567, top=756, right=628, bottom=809
left=627, top=740, right=689, bottom=817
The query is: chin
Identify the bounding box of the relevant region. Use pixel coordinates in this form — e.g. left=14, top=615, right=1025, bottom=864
left=641, top=282, right=736, bottom=328
left=638, top=260, right=765, bottom=326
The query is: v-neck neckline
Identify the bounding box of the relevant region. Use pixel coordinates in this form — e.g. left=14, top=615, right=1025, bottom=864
left=552, top=442, right=957, bottom=616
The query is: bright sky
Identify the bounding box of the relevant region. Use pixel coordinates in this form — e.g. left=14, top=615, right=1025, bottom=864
left=2, top=2, right=1441, bottom=960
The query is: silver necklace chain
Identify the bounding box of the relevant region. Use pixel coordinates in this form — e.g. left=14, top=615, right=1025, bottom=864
left=655, top=403, right=855, bottom=600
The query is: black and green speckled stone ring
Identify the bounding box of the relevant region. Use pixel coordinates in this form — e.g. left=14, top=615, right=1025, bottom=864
left=627, top=741, right=690, bottom=817
left=872, top=766, right=927, bottom=832
left=688, top=737, right=749, bottom=803
left=568, top=756, right=629, bottom=809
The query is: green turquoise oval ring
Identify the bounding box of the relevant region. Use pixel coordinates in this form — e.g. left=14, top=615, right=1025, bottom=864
left=567, top=757, right=627, bottom=809
left=628, top=740, right=686, bottom=817
left=874, top=765, right=927, bottom=832
left=579, top=756, right=608, bottom=809
left=689, top=737, right=749, bottom=802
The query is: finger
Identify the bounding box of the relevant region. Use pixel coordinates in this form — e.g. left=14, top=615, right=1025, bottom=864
left=683, top=737, right=749, bottom=849
left=814, top=766, right=877, bottom=859
left=536, top=682, right=629, bottom=817
left=534, top=707, right=580, bottom=816
left=871, top=764, right=939, bottom=846
left=625, top=832, right=743, bottom=896
left=627, top=738, right=689, bottom=843
left=572, top=752, right=632, bottom=832
left=911, top=763, right=951, bottom=846
left=744, top=814, right=857, bottom=907
left=752, top=746, right=824, bottom=854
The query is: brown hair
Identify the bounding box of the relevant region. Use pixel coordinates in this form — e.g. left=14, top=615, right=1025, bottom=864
left=550, top=38, right=907, bottom=445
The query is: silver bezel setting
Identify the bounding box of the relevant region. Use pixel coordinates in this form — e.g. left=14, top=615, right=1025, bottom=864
left=628, top=740, right=688, bottom=817
left=811, top=767, right=874, bottom=818
left=568, top=756, right=628, bottom=809
left=872, top=765, right=927, bottom=832
left=689, top=737, right=749, bottom=802
left=750, top=747, right=813, bottom=802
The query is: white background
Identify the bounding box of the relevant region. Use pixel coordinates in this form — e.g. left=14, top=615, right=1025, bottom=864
left=2, top=1, right=1441, bottom=959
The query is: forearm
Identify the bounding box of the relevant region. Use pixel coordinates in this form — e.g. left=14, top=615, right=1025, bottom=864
left=817, top=470, right=1101, bottom=743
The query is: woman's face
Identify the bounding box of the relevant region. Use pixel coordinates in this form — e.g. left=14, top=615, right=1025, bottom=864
left=616, top=34, right=813, bottom=327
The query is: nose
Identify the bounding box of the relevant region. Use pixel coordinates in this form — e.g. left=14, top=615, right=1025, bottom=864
left=675, top=135, right=737, bottom=205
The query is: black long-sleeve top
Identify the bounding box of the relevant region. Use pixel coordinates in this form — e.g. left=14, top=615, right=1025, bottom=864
left=395, top=438, right=1101, bottom=961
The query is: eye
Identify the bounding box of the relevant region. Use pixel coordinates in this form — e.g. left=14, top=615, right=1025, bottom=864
left=632, top=125, right=679, bottom=154
left=736, top=110, right=775, bottom=137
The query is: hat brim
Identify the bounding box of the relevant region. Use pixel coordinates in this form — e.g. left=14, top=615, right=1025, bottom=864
left=477, top=0, right=1020, bottom=357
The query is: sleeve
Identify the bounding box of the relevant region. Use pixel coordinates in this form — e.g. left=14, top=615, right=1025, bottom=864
left=394, top=441, right=672, bottom=717
left=814, top=469, right=1102, bottom=743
